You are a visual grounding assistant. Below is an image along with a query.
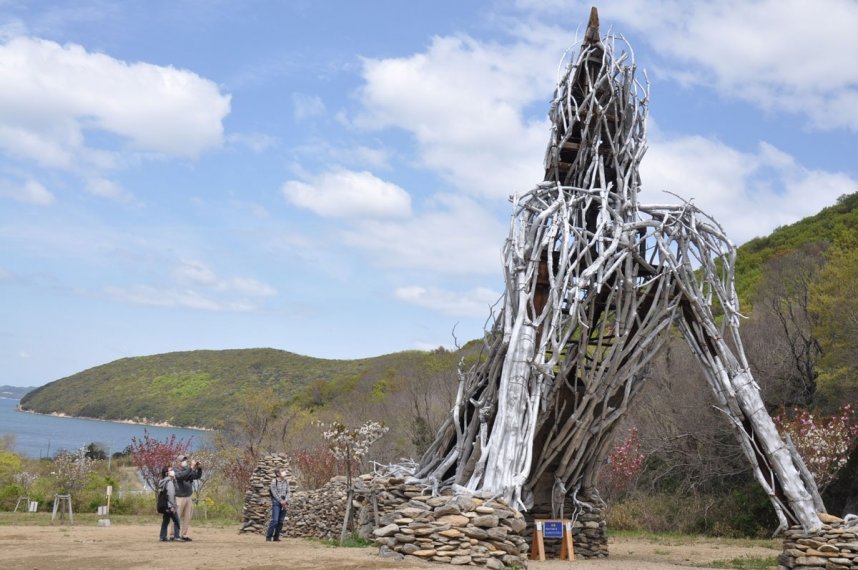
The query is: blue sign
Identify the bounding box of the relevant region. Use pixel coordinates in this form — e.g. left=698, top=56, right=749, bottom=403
left=543, top=520, right=563, bottom=539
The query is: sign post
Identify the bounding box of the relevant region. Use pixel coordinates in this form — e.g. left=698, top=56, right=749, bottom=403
left=531, top=518, right=575, bottom=562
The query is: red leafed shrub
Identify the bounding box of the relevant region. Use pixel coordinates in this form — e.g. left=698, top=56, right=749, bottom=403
left=601, top=427, right=645, bottom=500
left=773, top=404, right=858, bottom=491
left=129, top=429, right=192, bottom=491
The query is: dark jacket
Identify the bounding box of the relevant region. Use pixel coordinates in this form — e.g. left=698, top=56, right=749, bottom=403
left=173, top=465, right=202, bottom=498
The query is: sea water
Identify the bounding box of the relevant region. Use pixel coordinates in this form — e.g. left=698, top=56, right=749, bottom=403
left=0, top=397, right=210, bottom=458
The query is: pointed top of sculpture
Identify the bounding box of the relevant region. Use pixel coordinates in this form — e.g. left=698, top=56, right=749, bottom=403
left=583, top=6, right=600, bottom=45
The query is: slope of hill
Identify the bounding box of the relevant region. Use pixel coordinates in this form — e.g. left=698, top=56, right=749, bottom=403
left=0, top=385, right=35, bottom=399
left=734, top=191, right=858, bottom=304
left=18, top=346, right=466, bottom=429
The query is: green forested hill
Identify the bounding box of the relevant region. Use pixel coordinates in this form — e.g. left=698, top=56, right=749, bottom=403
left=734, top=192, right=858, bottom=305
left=18, top=346, right=467, bottom=429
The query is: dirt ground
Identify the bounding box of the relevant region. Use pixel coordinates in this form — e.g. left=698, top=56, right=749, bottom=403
left=0, top=522, right=781, bottom=569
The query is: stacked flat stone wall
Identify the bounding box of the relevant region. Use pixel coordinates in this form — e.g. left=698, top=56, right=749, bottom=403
left=779, top=514, right=858, bottom=569
left=238, top=453, right=297, bottom=534
left=239, top=463, right=610, bottom=567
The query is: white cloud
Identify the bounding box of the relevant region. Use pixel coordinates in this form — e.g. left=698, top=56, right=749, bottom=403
left=641, top=135, right=858, bottom=244
left=292, top=93, right=326, bottom=121
left=282, top=168, right=412, bottom=219
left=395, top=285, right=500, bottom=318
left=341, top=193, right=505, bottom=275
left=525, top=0, right=858, bottom=131
left=0, top=178, right=55, bottom=205
left=0, top=36, right=231, bottom=169
left=356, top=32, right=566, bottom=198
left=105, top=285, right=256, bottom=312
left=172, top=260, right=277, bottom=296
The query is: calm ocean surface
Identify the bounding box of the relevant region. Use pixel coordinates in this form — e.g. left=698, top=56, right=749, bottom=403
left=0, top=397, right=211, bottom=458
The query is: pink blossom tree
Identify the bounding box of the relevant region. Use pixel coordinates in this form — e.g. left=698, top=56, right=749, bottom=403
left=774, top=404, right=858, bottom=491
left=129, top=429, right=192, bottom=491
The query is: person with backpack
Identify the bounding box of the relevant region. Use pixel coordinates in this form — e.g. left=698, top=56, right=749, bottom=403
left=265, top=467, right=290, bottom=542
left=172, top=454, right=202, bottom=542
left=157, top=466, right=181, bottom=542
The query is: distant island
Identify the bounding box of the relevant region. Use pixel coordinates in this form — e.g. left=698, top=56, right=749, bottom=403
left=0, top=385, right=35, bottom=399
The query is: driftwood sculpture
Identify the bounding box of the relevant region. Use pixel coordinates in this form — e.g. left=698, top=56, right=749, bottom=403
left=414, top=8, right=823, bottom=534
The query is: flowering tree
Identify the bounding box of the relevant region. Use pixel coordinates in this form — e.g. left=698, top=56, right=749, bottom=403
left=319, top=420, right=388, bottom=490
left=319, top=420, right=388, bottom=542
left=13, top=471, right=38, bottom=495
left=53, top=448, right=97, bottom=495
left=774, top=404, right=858, bottom=491
left=601, top=428, right=645, bottom=501
left=129, top=429, right=192, bottom=491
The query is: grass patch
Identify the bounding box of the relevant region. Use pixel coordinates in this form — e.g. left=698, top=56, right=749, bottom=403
left=709, top=555, right=778, bottom=569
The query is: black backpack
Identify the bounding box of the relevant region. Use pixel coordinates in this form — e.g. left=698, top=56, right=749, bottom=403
left=156, top=485, right=168, bottom=514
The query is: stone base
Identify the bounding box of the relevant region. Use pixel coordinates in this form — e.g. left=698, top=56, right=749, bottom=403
left=779, top=515, right=857, bottom=569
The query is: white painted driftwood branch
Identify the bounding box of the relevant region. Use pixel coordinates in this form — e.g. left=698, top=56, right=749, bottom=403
left=413, top=8, right=822, bottom=533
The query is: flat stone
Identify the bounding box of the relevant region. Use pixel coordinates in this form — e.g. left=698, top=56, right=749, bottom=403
left=472, top=514, right=499, bottom=528
left=378, top=545, right=404, bottom=560
left=394, top=533, right=416, bottom=543
left=412, top=549, right=436, bottom=558
left=487, top=526, right=509, bottom=540
left=475, top=506, right=495, bottom=514
left=485, top=558, right=504, bottom=570
left=373, top=523, right=400, bottom=537
left=436, top=514, right=470, bottom=527
left=400, top=543, right=420, bottom=555
left=450, top=555, right=472, bottom=565
left=817, top=544, right=839, bottom=553
left=394, top=517, right=413, bottom=524
left=426, top=496, right=448, bottom=507
left=439, top=529, right=464, bottom=538
left=454, top=496, right=477, bottom=512
left=502, top=517, right=527, bottom=534
left=434, top=504, right=462, bottom=517
left=795, top=556, right=826, bottom=566
left=399, top=507, right=426, bottom=518
left=818, top=512, right=844, bottom=524
left=462, top=527, right=489, bottom=540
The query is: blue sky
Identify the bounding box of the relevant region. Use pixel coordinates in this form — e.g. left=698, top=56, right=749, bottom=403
left=2, top=0, right=857, bottom=387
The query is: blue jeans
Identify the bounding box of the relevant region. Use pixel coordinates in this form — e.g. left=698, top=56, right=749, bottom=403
left=160, top=509, right=181, bottom=540
left=266, top=499, right=286, bottom=540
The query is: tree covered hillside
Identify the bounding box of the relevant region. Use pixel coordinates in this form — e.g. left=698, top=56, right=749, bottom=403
left=19, top=347, right=468, bottom=430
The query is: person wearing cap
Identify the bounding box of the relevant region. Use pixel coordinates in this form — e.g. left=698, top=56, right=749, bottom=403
left=172, top=454, right=202, bottom=542
left=265, top=467, right=290, bottom=542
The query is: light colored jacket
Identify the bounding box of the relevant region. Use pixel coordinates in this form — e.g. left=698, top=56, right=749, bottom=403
left=270, top=476, right=290, bottom=502
left=158, top=476, right=178, bottom=511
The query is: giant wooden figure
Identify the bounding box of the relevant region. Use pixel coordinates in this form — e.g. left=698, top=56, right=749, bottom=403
left=414, top=8, right=823, bottom=534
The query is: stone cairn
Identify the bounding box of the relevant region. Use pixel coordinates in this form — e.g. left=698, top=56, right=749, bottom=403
left=779, top=513, right=858, bottom=570
left=237, top=453, right=297, bottom=534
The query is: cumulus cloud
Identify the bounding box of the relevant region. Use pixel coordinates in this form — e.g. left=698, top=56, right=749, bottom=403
left=282, top=168, right=412, bottom=218
left=341, top=193, right=505, bottom=275
left=521, top=0, right=858, bottom=131
left=641, top=135, right=858, bottom=243
left=395, top=285, right=501, bottom=318
left=0, top=36, right=231, bottom=170
left=356, top=32, right=566, bottom=198
left=172, top=260, right=277, bottom=296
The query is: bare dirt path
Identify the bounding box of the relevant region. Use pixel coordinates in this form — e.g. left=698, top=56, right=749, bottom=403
left=0, top=523, right=780, bottom=569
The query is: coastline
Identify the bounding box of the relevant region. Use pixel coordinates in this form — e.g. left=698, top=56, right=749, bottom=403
left=14, top=404, right=212, bottom=432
